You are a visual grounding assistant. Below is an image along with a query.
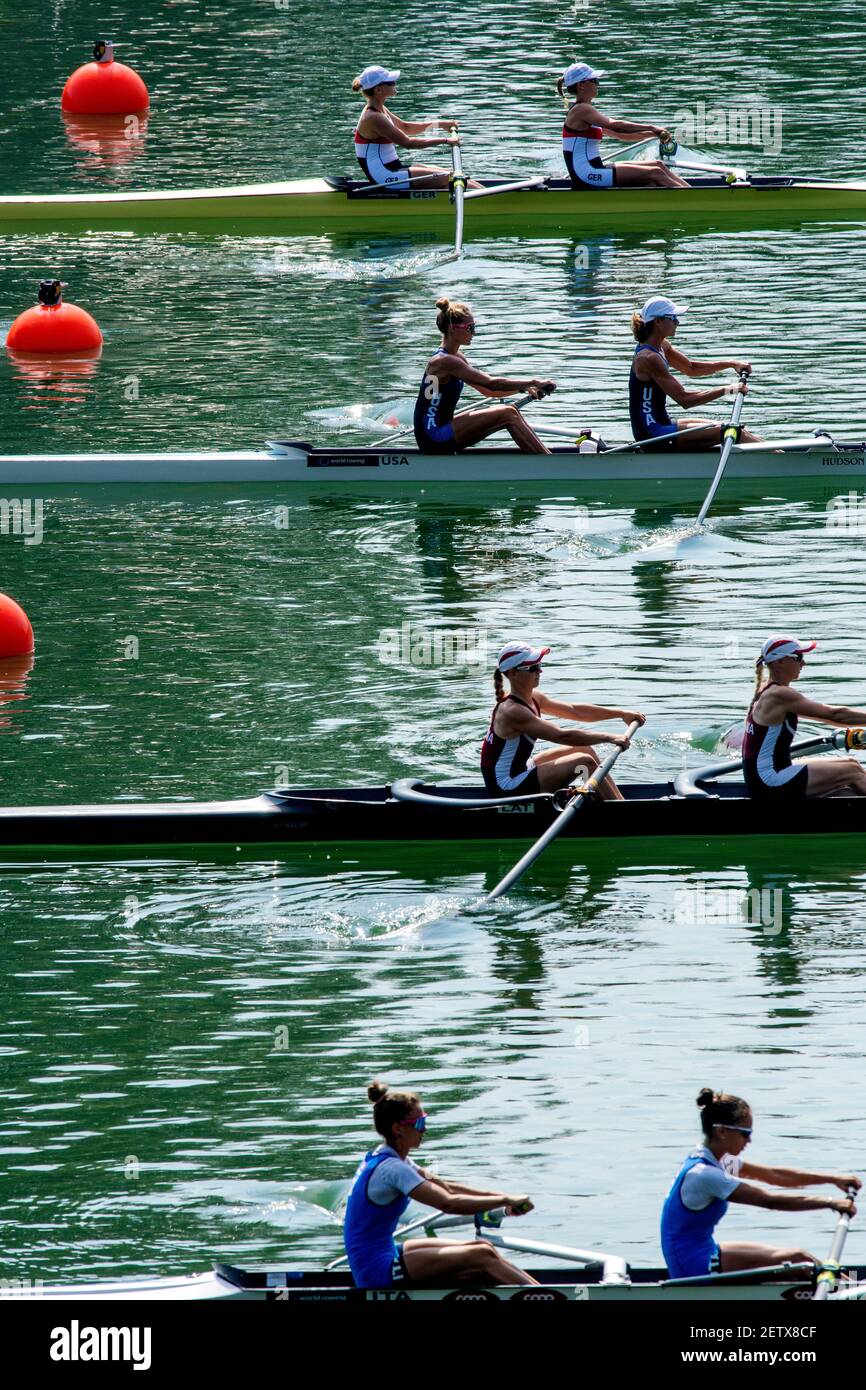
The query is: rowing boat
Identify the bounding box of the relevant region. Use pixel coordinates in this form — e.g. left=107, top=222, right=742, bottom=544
left=10, top=1261, right=862, bottom=1302
left=1, top=436, right=864, bottom=486
left=2, top=776, right=866, bottom=853
left=4, top=175, right=866, bottom=233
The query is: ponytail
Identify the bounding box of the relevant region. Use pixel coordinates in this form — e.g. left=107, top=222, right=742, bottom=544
left=632, top=312, right=652, bottom=343
left=493, top=668, right=505, bottom=703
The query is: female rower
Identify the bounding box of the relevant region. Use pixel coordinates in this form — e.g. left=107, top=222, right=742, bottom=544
left=415, top=299, right=557, bottom=454
left=661, top=1088, right=859, bottom=1280
left=630, top=296, right=760, bottom=448
left=743, top=634, right=866, bottom=798
left=352, top=66, right=480, bottom=190
left=558, top=62, right=689, bottom=190
left=481, top=641, right=645, bottom=797
left=343, top=1081, right=538, bottom=1288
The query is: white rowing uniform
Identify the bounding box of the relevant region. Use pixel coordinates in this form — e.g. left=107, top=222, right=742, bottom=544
left=562, top=114, right=614, bottom=189
left=354, top=127, right=411, bottom=188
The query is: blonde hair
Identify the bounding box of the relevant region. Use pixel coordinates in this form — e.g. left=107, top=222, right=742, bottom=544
left=435, top=296, right=472, bottom=335
left=752, top=658, right=772, bottom=700
left=632, top=313, right=653, bottom=343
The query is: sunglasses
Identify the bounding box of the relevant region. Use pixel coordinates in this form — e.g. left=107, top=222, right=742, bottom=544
left=398, top=1112, right=428, bottom=1132
left=518, top=663, right=543, bottom=673
left=714, top=1123, right=753, bottom=1137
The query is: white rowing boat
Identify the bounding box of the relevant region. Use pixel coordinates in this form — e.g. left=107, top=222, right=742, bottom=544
left=0, top=435, right=863, bottom=486
left=6, top=1209, right=858, bottom=1301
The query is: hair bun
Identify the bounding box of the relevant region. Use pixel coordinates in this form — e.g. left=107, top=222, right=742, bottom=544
left=435, top=296, right=450, bottom=310
left=352, top=77, right=362, bottom=91
left=367, top=1079, right=389, bottom=1104
left=696, top=1087, right=716, bottom=1109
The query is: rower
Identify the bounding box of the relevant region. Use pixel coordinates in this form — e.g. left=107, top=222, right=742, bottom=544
left=558, top=62, right=689, bottom=190
left=661, top=1088, right=859, bottom=1280
left=414, top=298, right=556, bottom=454
left=480, top=641, right=644, bottom=797
left=343, top=1081, right=538, bottom=1288
left=743, top=634, right=866, bottom=798
left=630, top=297, right=761, bottom=448
left=352, top=66, right=481, bottom=190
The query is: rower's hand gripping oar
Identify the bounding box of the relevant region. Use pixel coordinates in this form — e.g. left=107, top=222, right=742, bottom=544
left=695, top=369, right=750, bottom=528
left=813, top=1185, right=858, bottom=1301
left=448, top=125, right=466, bottom=260
left=477, top=720, right=642, bottom=905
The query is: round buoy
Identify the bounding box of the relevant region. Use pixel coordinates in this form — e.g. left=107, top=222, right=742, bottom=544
left=0, top=593, right=34, bottom=659
left=6, top=281, right=103, bottom=354
left=61, top=39, right=149, bottom=116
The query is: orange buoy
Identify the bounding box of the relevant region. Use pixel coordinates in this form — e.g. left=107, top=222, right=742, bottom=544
left=6, top=281, right=103, bottom=354
left=61, top=40, right=149, bottom=116
left=0, top=594, right=34, bottom=659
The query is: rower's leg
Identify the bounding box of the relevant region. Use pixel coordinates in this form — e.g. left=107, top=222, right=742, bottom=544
left=408, top=165, right=484, bottom=190
left=451, top=405, right=552, bottom=455
left=613, top=161, right=690, bottom=189
left=802, top=755, right=866, bottom=796
left=671, top=418, right=762, bottom=445
left=718, top=1240, right=816, bottom=1272
left=533, top=748, right=623, bottom=800
left=401, top=1237, right=539, bottom=1285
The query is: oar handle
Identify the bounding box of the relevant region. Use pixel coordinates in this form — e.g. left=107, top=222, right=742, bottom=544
left=813, top=1185, right=857, bottom=1301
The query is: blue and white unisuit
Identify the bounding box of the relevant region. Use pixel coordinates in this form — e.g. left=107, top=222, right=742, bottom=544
left=629, top=343, right=676, bottom=440
left=660, top=1146, right=742, bottom=1278
left=343, top=1146, right=424, bottom=1287
left=413, top=348, right=465, bottom=452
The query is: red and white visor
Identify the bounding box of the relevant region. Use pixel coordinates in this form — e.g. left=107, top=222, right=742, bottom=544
left=497, top=642, right=551, bottom=672
left=758, top=634, right=817, bottom=665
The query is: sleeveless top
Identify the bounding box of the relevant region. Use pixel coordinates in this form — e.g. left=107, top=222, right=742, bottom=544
left=743, top=683, right=801, bottom=792
left=661, top=1151, right=732, bottom=1279
left=629, top=343, right=673, bottom=438
left=481, top=693, right=539, bottom=792
left=413, top=347, right=464, bottom=442
left=354, top=120, right=408, bottom=184
left=562, top=113, right=605, bottom=183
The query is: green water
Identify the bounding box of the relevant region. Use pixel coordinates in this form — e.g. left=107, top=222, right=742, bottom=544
left=1, top=2, right=866, bottom=1283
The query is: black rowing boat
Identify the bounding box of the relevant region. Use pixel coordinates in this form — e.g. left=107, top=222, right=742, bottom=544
left=0, top=779, right=862, bottom=851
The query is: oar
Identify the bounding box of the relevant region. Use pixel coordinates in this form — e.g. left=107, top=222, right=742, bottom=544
left=672, top=728, right=866, bottom=797
left=368, top=392, right=535, bottom=448
left=813, top=1186, right=857, bottom=1301
left=448, top=126, right=466, bottom=259
left=477, top=720, right=641, bottom=905
left=695, top=370, right=750, bottom=528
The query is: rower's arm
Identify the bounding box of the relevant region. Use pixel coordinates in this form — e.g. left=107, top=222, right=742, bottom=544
left=442, top=355, right=551, bottom=398
left=567, top=104, right=666, bottom=142
left=665, top=344, right=751, bottom=379
left=505, top=708, right=622, bottom=748
left=741, top=1161, right=861, bottom=1190
left=388, top=113, right=445, bottom=136
left=641, top=353, right=729, bottom=411
left=410, top=1179, right=528, bottom=1215
left=535, top=694, right=644, bottom=725
left=773, top=688, right=866, bottom=725
left=727, top=1180, right=848, bottom=1214
left=362, top=110, right=451, bottom=150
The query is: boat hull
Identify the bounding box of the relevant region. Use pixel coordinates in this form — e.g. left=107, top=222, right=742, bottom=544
left=1, top=783, right=866, bottom=852
left=12, top=1263, right=856, bottom=1301
left=0, top=440, right=864, bottom=486
left=3, top=176, right=866, bottom=232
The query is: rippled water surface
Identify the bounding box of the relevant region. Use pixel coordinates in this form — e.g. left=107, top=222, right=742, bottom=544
left=1, top=2, right=866, bottom=1283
